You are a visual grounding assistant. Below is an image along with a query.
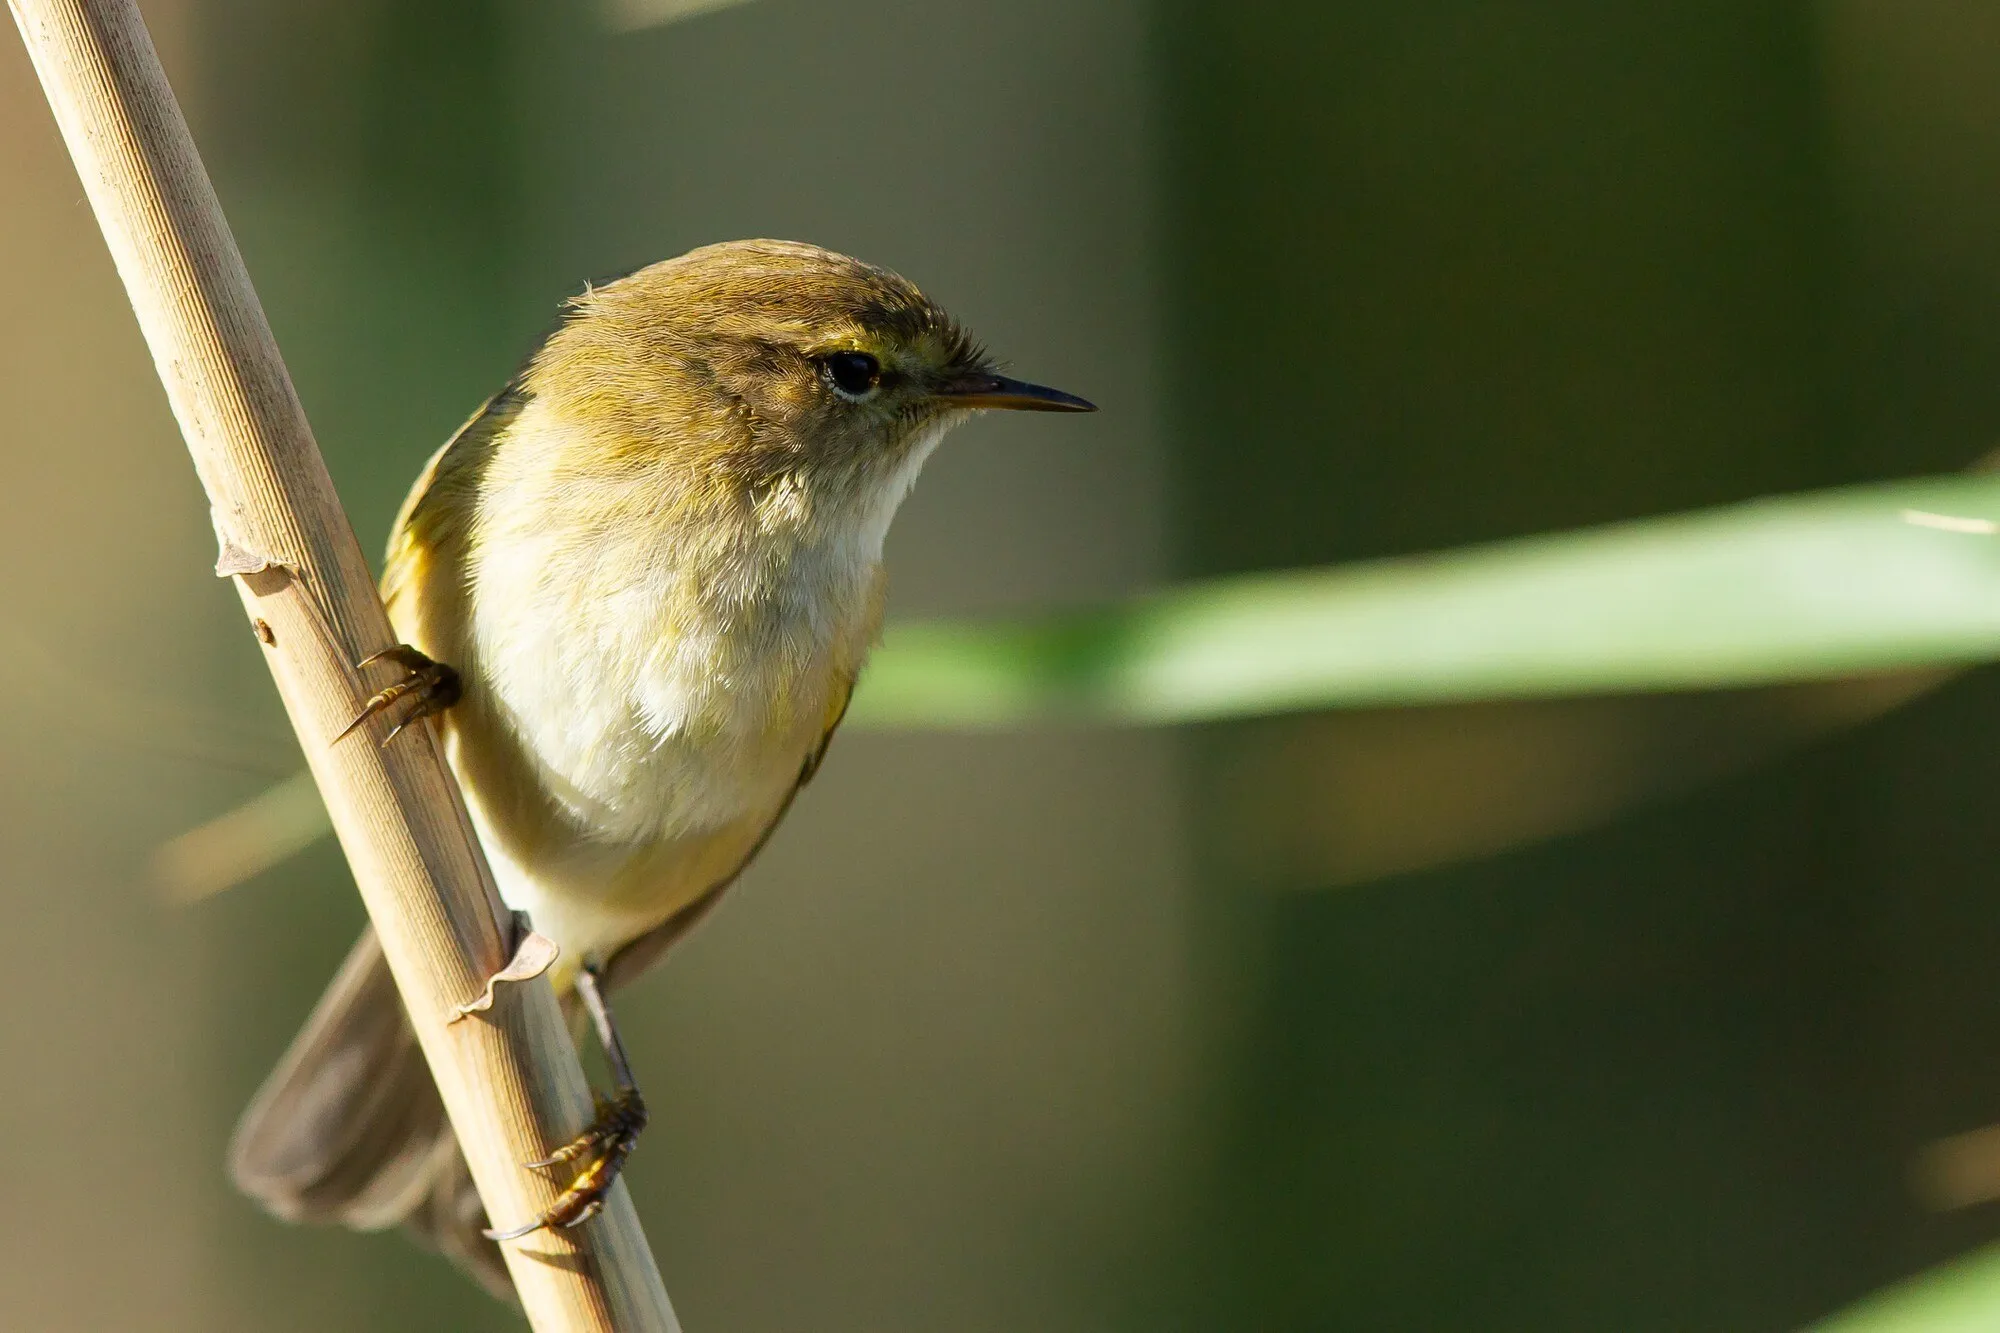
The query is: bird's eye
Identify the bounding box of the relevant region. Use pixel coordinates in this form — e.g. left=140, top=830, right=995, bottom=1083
left=822, top=351, right=882, bottom=398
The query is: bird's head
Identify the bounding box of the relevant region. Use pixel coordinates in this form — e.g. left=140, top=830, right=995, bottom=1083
left=524, top=240, right=1093, bottom=519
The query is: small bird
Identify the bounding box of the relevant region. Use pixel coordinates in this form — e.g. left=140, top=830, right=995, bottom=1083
left=227, top=239, right=1094, bottom=1297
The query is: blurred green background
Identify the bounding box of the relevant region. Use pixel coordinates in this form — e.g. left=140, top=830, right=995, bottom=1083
left=7, top=2, right=2000, bottom=1329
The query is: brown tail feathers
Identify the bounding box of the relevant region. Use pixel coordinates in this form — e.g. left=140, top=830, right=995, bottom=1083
left=227, top=929, right=514, bottom=1300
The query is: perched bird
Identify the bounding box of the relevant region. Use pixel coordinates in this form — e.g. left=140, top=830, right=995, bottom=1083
left=227, top=239, right=1094, bottom=1296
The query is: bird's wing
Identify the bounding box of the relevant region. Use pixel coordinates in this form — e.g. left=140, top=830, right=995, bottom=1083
left=600, top=668, right=859, bottom=993
left=379, top=384, right=525, bottom=624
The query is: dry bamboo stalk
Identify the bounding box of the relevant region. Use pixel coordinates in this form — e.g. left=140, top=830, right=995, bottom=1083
left=7, top=2, right=680, bottom=1327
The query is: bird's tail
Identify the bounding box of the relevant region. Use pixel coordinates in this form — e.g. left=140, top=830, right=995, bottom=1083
left=227, top=928, right=513, bottom=1299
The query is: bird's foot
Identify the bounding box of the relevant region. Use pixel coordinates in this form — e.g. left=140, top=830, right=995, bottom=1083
left=335, top=644, right=461, bottom=746
left=485, top=1088, right=648, bottom=1240
left=484, top=966, right=648, bottom=1243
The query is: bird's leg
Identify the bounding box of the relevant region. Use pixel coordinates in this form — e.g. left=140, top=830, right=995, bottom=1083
left=335, top=644, right=462, bottom=746
left=484, top=965, right=649, bottom=1241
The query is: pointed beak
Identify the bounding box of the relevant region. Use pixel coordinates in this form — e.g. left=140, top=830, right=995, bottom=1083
left=934, top=371, right=1097, bottom=413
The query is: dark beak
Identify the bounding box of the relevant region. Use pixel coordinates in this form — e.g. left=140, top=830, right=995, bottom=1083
left=934, top=371, right=1097, bottom=413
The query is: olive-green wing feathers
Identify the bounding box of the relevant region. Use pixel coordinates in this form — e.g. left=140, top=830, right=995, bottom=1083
left=379, top=386, right=525, bottom=623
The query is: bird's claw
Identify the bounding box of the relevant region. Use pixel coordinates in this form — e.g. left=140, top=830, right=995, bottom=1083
left=335, top=644, right=461, bottom=746
left=483, top=1088, right=648, bottom=1242
left=524, top=1098, right=617, bottom=1170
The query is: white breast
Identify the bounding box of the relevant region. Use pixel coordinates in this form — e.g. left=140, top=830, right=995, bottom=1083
left=462, top=411, right=947, bottom=855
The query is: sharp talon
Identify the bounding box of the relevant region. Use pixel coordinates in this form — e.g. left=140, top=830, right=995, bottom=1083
left=485, top=967, right=649, bottom=1245
left=482, top=1217, right=549, bottom=1243
left=332, top=707, right=378, bottom=746
left=333, top=643, right=461, bottom=747
left=525, top=1140, right=590, bottom=1170
left=488, top=1087, right=648, bottom=1242
left=524, top=1141, right=581, bottom=1170
left=525, top=1106, right=614, bottom=1168
left=559, top=1199, right=604, bottom=1230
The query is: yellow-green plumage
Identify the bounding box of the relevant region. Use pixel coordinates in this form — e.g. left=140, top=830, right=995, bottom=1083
left=381, top=239, right=977, bottom=983
left=229, top=239, right=1091, bottom=1298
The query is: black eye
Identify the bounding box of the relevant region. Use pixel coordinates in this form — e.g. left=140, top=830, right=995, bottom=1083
left=822, top=351, right=882, bottom=398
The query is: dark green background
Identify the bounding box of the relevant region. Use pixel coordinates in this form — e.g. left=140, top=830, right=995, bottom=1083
left=1166, top=6, right=2000, bottom=1330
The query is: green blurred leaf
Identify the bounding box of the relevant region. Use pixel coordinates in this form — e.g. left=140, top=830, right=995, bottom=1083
left=161, top=472, right=2000, bottom=895
left=849, top=472, right=2000, bottom=729
left=1811, top=1244, right=2000, bottom=1332
left=602, top=0, right=756, bottom=32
